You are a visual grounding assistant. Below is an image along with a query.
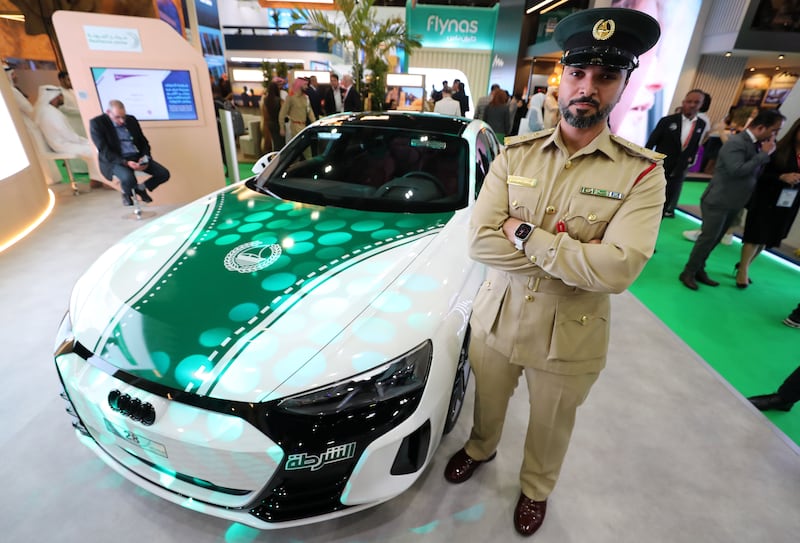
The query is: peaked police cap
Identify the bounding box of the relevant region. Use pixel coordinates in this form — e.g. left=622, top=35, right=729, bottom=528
left=553, top=8, right=660, bottom=71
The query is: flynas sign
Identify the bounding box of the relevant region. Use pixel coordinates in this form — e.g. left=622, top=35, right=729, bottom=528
left=406, top=4, right=497, bottom=50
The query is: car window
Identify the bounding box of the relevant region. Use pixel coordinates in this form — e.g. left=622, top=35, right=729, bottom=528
left=248, top=125, right=469, bottom=213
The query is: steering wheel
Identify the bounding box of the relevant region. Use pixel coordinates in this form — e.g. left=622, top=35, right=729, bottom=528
left=398, top=171, right=447, bottom=195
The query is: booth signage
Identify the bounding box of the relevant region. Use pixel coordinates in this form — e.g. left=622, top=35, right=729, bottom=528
left=406, top=4, right=497, bottom=50
left=84, top=26, right=142, bottom=52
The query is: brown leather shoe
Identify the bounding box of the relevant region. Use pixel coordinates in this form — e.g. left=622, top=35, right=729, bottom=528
left=678, top=271, right=698, bottom=290
left=695, top=270, right=719, bottom=287
left=443, top=448, right=496, bottom=484
left=514, top=494, right=547, bottom=536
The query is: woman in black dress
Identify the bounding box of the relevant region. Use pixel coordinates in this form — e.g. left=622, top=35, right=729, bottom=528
left=735, top=117, right=800, bottom=287
left=261, top=80, right=284, bottom=153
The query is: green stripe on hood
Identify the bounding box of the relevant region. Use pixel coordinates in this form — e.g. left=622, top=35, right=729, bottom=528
left=98, top=186, right=453, bottom=393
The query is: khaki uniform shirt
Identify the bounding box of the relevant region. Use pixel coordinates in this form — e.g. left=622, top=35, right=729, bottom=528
left=469, top=126, right=666, bottom=375
left=279, top=94, right=315, bottom=139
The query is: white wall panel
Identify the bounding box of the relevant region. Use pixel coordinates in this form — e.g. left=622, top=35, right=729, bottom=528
left=409, top=49, right=492, bottom=108
left=704, top=0, right=750, bottom=36
left=691, top=54, right=748, bottom=127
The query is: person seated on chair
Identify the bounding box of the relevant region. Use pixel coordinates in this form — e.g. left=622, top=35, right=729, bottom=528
left=90, top=99, right=170, bottom=206
left=34, top=85, right=104, bottom=185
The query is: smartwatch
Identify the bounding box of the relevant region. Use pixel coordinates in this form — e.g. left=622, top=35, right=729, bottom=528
left=513, top=222, right=535, bottom=250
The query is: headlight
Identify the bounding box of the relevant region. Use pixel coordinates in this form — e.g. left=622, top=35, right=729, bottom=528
left=278, top=340, right=433, bottom=416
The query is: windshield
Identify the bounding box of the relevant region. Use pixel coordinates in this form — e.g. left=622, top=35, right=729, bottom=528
left=247, top=124, right=469, bottom=213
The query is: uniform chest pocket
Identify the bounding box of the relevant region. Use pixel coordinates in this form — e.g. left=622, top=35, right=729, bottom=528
left=563, top=194, right=622, bottom=242
left=508, top=184, right=542, bottom=222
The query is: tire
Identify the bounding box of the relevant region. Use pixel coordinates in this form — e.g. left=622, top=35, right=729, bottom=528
left=443, top=326, right=471, bottom=435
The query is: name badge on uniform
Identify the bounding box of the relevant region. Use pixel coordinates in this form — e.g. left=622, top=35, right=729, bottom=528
left=507, top=175, right=537, bottom=187
left=777, top=188, right=798, bottom=208
left=580, top=186, right=624, bottom=200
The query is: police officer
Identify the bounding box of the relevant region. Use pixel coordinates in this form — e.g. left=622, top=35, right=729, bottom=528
left=443, top=8, right=665, bottom=536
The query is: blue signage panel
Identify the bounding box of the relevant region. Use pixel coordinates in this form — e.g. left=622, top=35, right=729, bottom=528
left=406, top=4, right=498, bottom=50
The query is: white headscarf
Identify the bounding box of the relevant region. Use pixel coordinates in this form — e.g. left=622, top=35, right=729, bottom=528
left=36, top=85, right=62, bottom=108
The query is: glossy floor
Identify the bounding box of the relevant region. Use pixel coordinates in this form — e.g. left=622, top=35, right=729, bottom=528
left=1, top=184, right=798, bottom=542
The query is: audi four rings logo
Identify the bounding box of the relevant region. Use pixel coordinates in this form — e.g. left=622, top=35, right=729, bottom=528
left=108, top=390, right=156, bottom=425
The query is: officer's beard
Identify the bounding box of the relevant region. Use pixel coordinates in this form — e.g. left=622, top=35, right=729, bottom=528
left=559, top=98, right=613, bottom=129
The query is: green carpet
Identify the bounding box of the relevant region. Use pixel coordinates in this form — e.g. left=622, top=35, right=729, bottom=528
left=630, top=180, right=800, bottom=446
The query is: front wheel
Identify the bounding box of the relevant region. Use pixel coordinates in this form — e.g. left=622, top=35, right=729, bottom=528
left=443, top=326, right=471, bottom=435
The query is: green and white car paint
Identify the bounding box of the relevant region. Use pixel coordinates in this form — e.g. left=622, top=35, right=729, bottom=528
left=54, top=112, right=502, bottom=528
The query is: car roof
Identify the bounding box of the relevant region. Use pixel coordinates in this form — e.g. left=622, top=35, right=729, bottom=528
left=314, top=111, right=472, bottom=137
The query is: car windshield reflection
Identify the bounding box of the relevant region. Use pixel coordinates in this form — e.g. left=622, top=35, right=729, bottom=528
left=247, top=125, right=469, bottom=213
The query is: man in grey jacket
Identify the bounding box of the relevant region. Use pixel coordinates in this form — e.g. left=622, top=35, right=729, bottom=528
left=678, top=109, right=785, bottom=290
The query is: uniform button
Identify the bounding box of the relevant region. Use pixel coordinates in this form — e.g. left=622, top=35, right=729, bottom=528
left=565, top=160, right=572, bottom=169
left=529, top=255, right=536, bottom=263
left=525, top=295, right=534, bottom=302
left=580, top=315, right=588, bottom=324
left=512, top=200, right=518, bottom=206
left=545, top=205, right=556, bottom=214
left=588, top=213, right=597, bottom=221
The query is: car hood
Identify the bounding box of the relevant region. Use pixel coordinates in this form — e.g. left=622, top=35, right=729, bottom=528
left=69, top=184, right=454, bottom=401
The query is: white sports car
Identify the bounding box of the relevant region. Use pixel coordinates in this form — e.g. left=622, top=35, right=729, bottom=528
left=54, top=111, right=502, bottom=528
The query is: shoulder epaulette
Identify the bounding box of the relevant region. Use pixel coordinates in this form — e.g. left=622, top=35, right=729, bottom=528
left=505, top=128, right=555, bottom=147
left=610, top=134, right=665, bottom=162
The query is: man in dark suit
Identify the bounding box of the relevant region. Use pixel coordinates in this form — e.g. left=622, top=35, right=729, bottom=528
left=322, top=73, right=343, bottom=116
left=341, top=74, right=362, bottom=112
left=90, top=100, right=170, bottom=206
left=645, top=89, right=707, bottom=218
left=451, top=79, right=469, bottom=116
left=305, top=75, right=323, bottom=118
left=678, top=109, right=785, bottom=290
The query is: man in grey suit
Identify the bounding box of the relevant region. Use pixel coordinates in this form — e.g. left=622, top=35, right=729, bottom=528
left=679, top=109, right=785, bottom=290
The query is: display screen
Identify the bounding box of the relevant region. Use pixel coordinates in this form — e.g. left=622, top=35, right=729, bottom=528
left=91, top=67, right=198, bottom=121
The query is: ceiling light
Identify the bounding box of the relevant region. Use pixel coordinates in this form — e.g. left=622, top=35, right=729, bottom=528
left=775, top=66, right=781, bottom=70
left=541, top=0, right=570, bottom=14
left=778, top=54, right=785, bottom=60
left=724, top=52, right=732, bottom=57
left=526, top=0, right=557, bottom=14
left=749, top=67, right=755, bottom=71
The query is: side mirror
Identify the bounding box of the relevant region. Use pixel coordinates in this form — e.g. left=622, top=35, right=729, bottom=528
left=251, top=151, right=280, bottom=175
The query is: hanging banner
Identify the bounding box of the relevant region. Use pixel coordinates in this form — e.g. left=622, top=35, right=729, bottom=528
left=405, top=4, right=497, bottom=51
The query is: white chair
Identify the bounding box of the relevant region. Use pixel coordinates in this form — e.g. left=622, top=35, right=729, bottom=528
left=22, top=117, right=81, bottom=195
left=239, top=117, right=262, bottom=158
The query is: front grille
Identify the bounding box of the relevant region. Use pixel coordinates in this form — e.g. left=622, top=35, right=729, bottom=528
left=248, top=390, right=424, bottom=522
left=250, top=465, right=353, bottom=522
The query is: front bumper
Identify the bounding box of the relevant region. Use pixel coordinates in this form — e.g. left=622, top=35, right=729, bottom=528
left=55, top=343, right=431, bottom=527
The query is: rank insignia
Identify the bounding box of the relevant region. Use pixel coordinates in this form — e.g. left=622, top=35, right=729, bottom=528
left=580, top=186, right=624, bottom=200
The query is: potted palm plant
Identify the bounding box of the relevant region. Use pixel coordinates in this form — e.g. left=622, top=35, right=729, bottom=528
left=289, top=0, right=421, bottom=110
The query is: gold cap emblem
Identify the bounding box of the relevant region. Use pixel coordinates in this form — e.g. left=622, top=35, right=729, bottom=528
left=592, top=19, right=615, bottom=41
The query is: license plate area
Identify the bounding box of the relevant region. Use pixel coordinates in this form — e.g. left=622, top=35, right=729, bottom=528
left=104, top=418, right=168, bottom=458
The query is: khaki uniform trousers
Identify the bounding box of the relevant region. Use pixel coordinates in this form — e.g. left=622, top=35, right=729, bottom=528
left=464, top=337, right=599, bottom=501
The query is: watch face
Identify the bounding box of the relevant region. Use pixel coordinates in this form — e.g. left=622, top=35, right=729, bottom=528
left=515, top=223, right=533, bottom=239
